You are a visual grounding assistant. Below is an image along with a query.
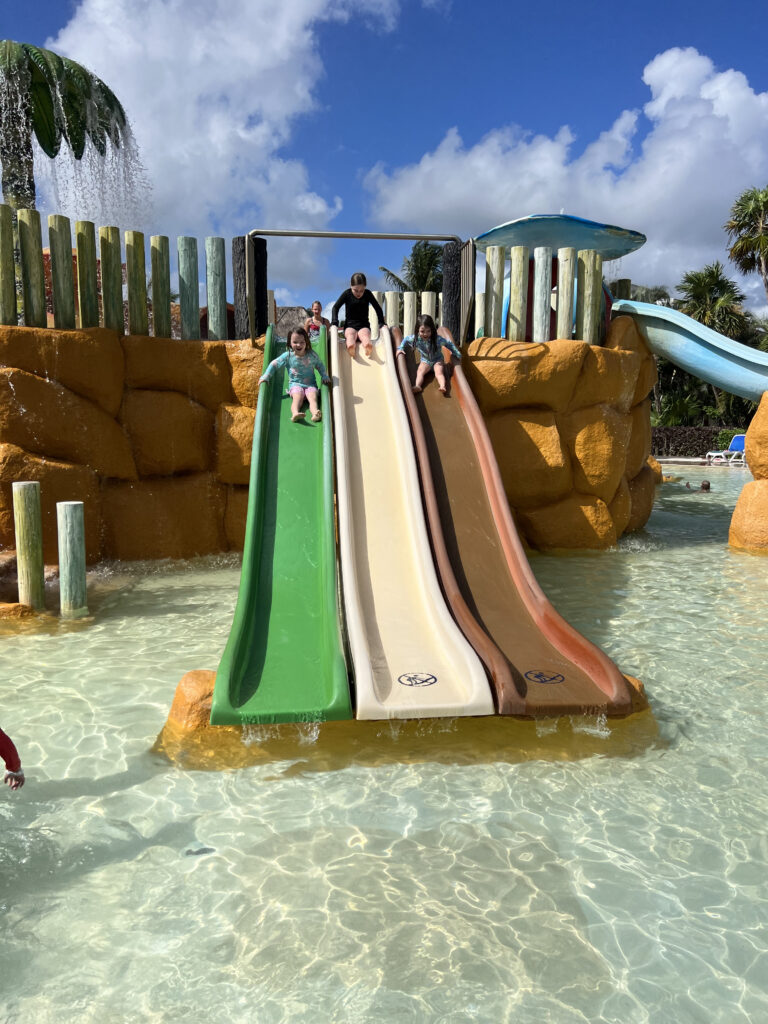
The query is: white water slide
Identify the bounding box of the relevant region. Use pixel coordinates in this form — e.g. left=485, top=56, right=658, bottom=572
left=330, top=325, right=494, bottom=720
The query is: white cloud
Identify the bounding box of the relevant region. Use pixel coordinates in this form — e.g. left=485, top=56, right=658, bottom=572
left=39, top=0, right=400, bottom=288
left=364, top=47, right=768, bottom=308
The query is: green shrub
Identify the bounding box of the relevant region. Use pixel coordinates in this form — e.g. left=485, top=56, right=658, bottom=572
left=714, top=428, right=740, bottom=451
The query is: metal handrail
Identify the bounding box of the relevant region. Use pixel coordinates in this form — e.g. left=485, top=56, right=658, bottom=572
left=246, top=228, right=462, bottom=245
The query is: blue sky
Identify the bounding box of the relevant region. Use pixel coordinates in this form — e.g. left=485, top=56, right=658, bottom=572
left=3, top=0, right=768, bottom=311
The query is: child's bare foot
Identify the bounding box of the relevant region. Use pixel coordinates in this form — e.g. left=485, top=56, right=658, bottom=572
left=412, top=385, right=422, bottom=394
left=346, top=345, right=355, bottom=357
left=439, top=385, right=447, bottom=395
left=311, top=409, right=321, bottom=422
left=291, top=412, right=303, bottom=422
left=363, top=344, right=373, bottom=357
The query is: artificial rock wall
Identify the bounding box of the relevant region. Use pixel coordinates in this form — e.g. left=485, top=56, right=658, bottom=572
left=463, top=315, right=657, bottom=550
left=729, top=392, right=768, bottom=551
left=0, top=316, right=657, bottom=564
left=0, top=326, right=264, bottom=563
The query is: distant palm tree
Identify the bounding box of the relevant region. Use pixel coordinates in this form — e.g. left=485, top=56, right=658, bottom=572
left=379, top=241, right=443, bottom=294
left=0, top=40, right=128, bottom=209
left=724, top=185, right=768, bottom=304
left=676, top=262, right=748, bottom=339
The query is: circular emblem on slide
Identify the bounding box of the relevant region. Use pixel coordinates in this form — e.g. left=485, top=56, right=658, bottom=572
left=525, top=670, right=565, bottom=685
left=398, top=672, right=437, bottom=687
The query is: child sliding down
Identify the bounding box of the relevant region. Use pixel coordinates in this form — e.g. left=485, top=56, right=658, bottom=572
left=259, top=327, right=331, bottom=422
left=396, top=314, right=461, bottom=395
left=331, top=272, right=386, bottom=357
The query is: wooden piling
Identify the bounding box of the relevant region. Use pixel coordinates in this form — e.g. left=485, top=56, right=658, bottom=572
left=613, top=278, right=631, bottom=300
left=484, top=245, right=505, bottom=337
left=555, top=247, right=576, bottom=340
left=421, top=290, right=437, bottom=322
left=442, top=239, right=462, bottom=341
left=370, top=290, right=384, bottom=339
left=267, top=289, right=276, bottom=325
left=232, top=237, right=247, bottom=339
left=251, top=236, right=268, bottom=338
left=48, top=214, right=76, bottom=330
left=18, top=209, right=46, bottom=328
left=0, top=203, right=16, bottom=326
left=474, top=291, right=486, bottom=338
left=576, top=249, right=601, bottom=344
left=150, top=235, right=171, bottom=338
left=385, top=290, right=400, bottom=331
left=12, top=481, right=44, bottom=611
left=592, top=253, right=604, bottom=343
left=75, top=220, right=99, bottom=329
left=205, top=237, right=227, bottom=340
left=99, top=226, right=123, bottom=333
left=57, top=501, right=88, bottom=618
left=403, top=291, right=417, bottom=338
left=178, top=236, right=200, bottom=340
left=532, top=246, right=552, bottom=344
left=507, top=246, right=529, bottom=341
left=125, top=231, right=148, bottom=336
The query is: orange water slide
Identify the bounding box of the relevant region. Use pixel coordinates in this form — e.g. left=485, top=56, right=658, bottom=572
left=393, top=328, right=637, bottom=717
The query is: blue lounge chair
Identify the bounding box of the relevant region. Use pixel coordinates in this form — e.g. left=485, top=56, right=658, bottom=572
left=705, top=433, right=746, bottom=465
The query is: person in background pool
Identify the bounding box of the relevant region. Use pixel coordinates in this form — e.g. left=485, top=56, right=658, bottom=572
left=304, top=300, right=330, bottom=342
left=685, top=480, right=711, bottom=491
left=1, top=726, right=24, bottom=790
left=331, top=272, right=385, bottom=357
left=259, top=326, right=331, bottom=423
left=396, top=313, right=461, bottom=395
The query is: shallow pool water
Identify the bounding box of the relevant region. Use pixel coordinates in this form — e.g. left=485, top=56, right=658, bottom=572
left=2, top=466, right=767, bottom=1023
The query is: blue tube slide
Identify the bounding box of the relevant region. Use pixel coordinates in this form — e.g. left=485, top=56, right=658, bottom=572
left=612, top=299, right=768, bottom=402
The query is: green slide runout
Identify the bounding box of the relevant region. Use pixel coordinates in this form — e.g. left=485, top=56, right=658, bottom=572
left=210, top=326, right=351, bottom=725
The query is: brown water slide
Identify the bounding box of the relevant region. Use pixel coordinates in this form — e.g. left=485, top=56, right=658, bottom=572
left=392, top=328, right=635, bottom=717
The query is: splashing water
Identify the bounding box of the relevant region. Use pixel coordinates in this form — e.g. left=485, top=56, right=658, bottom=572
left=0, top=41, right=153, bottom=227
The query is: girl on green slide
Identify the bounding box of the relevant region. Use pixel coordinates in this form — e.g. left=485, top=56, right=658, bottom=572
left=259, top=327, right=331, bottom=423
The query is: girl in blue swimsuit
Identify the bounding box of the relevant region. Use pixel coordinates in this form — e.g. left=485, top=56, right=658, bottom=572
left=396, top=314, right=461, bottom=395
left=259, top=327, right=331, bottom=422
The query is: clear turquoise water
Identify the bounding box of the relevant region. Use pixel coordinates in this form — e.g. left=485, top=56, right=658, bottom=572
left=1, top=466, right=767, bottom=1023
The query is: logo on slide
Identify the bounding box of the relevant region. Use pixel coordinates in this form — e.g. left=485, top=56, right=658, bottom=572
left=524, top=670, right=565, bottom=685
left=398, top=672, right=437, bottom=687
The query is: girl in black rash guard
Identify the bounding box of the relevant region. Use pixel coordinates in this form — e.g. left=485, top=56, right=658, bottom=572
left=331, top=272, right=385, bottom=357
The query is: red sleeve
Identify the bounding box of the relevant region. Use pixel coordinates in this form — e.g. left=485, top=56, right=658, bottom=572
left=0, top=728, right=21, bottom=772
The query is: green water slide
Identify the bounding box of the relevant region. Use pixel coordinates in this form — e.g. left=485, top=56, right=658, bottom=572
left=210, top=326, right=351, bottom=725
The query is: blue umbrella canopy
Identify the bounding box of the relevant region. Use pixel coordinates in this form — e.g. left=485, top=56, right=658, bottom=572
left=474, top=213, right=646, bottom=261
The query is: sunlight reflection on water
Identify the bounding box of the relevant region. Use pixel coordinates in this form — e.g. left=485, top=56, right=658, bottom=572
left=1, top=467, right=767, bottom=1023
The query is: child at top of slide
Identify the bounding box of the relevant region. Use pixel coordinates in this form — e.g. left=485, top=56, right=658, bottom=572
left=330, top=272, right=385, bottom=358
left=396, top=314, right=461, bottom=395
left=259, top=326, right=331, bottom=423
left=304, top=300, right=330, bottom=340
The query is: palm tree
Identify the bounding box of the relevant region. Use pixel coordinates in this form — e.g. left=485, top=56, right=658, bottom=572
left=379, top=241, right=443, bottom=294
left=724, top=185, right=768, bottom=304
left=0, top=40, right=128, bottom=209
left=676, top=262, right=748, bottom=339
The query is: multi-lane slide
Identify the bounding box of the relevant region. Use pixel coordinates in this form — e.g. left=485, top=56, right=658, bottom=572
left=210, top=326, right=350, bottom=725
left=394, top=328, right=636, bottom=717
left=330, top=325, right=494, bottom=719
left=612, top=299, right=768, bottom=401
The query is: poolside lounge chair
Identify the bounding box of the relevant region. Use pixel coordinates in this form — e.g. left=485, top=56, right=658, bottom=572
left=705, top=433, right=746, bottom=465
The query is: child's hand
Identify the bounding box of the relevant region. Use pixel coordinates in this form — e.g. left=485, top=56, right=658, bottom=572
left=258, top=375, right=267, bottom=383
left=322, top=376, right=332, bottom=386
